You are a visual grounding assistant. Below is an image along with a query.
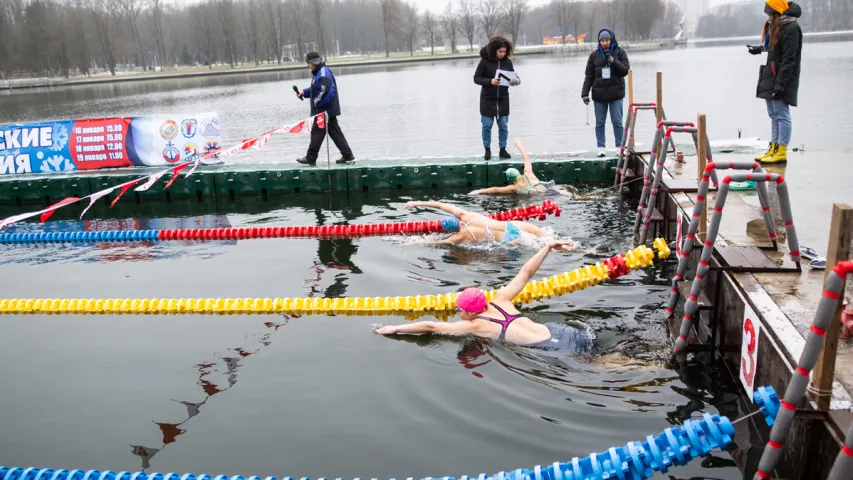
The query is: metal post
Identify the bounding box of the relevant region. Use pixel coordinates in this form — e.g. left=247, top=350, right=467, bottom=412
left=828, top=418, right=853, bottom=480
left=756, top=260, right=853, bottom=480
left=614, top=104, right=657, bottom=191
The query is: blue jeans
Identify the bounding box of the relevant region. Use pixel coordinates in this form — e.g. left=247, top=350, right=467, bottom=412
left=594, top=99, right=624, bottom=148
left=765, top=99, right=791, bottom=146
left=481, top=115, right=508, bottom=149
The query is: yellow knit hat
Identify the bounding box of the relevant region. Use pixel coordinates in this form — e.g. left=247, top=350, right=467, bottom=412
left=765, top=0, right=788, bottom=14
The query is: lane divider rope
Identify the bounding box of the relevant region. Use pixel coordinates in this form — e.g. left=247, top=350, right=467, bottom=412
left=0, top=202, right=561, bottom=244
left=0, top=240, right=670, bottom=316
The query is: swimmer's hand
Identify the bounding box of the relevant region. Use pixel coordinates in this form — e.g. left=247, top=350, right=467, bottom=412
left=403, top=201, right=424, bottom=209
left=548, top=240, right=575, bottom=252
left=376, top=325, right=399, bottom=335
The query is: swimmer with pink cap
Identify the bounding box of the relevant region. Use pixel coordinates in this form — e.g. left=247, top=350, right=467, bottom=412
left=377, top=241, right=593, bottom=353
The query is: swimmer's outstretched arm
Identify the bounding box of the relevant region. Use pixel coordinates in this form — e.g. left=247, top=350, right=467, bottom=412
left=376, top=320, right=474, bottom=335
left=494, top=241, right=574, bottom=302
left=469, top=185, right=518, bottom=195
left=514, top=138, right=536, bottom=178
left=403, top=200, right=466, bottom=218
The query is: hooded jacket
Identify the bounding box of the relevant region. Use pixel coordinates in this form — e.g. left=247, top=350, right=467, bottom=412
left=756, top=2, right=802, bottom=106
left=581, top=28, right=630, bottom=103
left=473, top=47, right=516, bottom=117
left=301, top=62, right=342, bottom=117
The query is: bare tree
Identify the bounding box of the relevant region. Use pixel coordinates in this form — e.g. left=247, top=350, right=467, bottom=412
left=263, top=0, right=283, bottom=63
left=478, top=0, right=500, bottom=40
left=192, top=1, right=216, bottom=67
left=502, top=0, right=526, bottom=44
left=457, top=0, right=477, bottom=52
left=214, top=0, right=237, bottom=66
left=422, top=11, right=437, bottom=55
left=442, top=2, right=459, bottom=53
left=403, top=2, right=418, bottom=56
left=89, top=0, right=118, bottom=75
left=289, top=0, right=306, bottom=60
left=244, top=0, right=262, bottom=65
left=310, top=0, right=326, bottom=58
left=148, top=0, right=168, bottom=69
left=116, top=0, right=145, bottom=67
left=380, top=0, right=401, bottom=57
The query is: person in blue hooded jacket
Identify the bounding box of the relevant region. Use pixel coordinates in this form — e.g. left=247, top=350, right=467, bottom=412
left=296, top=52, right=355, bottom=165
left=581, top=29, right=630, bottom=157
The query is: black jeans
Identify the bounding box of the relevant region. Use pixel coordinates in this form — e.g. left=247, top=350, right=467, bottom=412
left=306, top=115, right=352, bottom=161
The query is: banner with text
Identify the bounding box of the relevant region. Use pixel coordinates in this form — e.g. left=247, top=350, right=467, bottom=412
left=0, top=113, right=221, bottom=176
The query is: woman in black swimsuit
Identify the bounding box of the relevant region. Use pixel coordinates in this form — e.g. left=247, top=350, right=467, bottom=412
left=376, top=241, right=592, bottom=353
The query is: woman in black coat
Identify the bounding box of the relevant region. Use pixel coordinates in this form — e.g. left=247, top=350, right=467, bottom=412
left=473, top=36, right=520, bottom=160
left=750, top=0, right=802, bottom=164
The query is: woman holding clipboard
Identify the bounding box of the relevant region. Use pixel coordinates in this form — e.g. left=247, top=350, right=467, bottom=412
left=473, top=36, right=520, bottom=160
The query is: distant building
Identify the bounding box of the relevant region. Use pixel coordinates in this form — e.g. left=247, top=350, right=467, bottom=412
left=676, top=0, right=710, bottom=36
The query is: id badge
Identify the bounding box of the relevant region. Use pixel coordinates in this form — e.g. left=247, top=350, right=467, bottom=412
left=602, top=68, right=611, bottom=80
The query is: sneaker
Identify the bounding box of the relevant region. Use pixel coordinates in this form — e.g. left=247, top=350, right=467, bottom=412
left=597, top=148, right=606, bottom=158
left=499, top=148, right=511, bottom=159
left=336, top=154, right=355, bottom=164
left=484, top=148, right=492, bottom=160
left=296, top=157, right=316, bottom=165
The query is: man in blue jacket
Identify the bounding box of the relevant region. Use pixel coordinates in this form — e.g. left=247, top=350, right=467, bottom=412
left=296, top=52, right=355, bottom=164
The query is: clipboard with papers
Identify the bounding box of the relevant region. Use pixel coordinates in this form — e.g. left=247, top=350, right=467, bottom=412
left=495, top=69, right=518, bottom=87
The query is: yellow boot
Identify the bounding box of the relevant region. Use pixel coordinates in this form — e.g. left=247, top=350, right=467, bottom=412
left=762, top=144, right=787, bottom=164
left=755, top=142, right=776, bottom=162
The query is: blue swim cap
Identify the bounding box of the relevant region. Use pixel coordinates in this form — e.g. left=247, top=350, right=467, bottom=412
left=440, top=215, right=460, bottom=232
left=505, top=168, right=521, bottom=182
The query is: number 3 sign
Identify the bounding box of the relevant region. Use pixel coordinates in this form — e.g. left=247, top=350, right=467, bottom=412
left=740, top=306, right=761, bottom=400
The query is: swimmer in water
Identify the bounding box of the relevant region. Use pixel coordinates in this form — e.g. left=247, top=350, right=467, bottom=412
left=470, top=138, right=578, bottom=197
left=401, top=200, right=573, bottom=249
left=377, top=241, right=593, bottom=353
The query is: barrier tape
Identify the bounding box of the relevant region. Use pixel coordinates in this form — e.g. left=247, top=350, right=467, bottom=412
left=0, top=202, right=562, bottom=244
left=0, top=240, right=670, bottom=316
left=0, top=387, right=777, bottom=480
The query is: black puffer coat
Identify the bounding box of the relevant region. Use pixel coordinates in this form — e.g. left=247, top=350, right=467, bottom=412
left=581, top=28, right=630, bottom=103
left=756, top=2, right=803, bottom=106
left=473, top=47, right=515, bottom=117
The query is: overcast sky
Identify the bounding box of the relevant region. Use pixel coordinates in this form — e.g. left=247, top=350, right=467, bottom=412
left=416, top=0, right=737, bottom=14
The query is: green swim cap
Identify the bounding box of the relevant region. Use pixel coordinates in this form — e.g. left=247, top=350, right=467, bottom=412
left=505, top=168, right=521, bottom=182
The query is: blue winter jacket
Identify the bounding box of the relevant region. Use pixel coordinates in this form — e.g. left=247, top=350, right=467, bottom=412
left=301, top=63, right=342, bottom=117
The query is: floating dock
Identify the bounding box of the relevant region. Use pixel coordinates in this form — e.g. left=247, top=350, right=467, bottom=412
left=0, top=156, right=616, bottom=207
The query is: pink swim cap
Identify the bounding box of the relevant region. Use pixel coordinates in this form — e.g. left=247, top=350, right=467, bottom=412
left=456, top=288, right=487, bottom=313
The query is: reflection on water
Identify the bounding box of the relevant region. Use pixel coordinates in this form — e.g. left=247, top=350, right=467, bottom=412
left=129, top=319, right=288, bottom=470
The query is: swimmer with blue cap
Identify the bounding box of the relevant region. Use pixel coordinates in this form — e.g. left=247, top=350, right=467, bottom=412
left=401, top=200, right=573, bottom=250
left=377, top=240, right=591, bottom=353
left=470, top=138, right=577, bottom=197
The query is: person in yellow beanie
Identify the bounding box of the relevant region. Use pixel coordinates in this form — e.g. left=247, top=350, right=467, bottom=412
left=749, top=1, right=802, bottom=164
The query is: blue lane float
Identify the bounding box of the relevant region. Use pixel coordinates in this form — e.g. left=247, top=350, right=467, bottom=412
left=0, top=387, right=780, bottom=480
left=0, top=230, right=161, bottom=244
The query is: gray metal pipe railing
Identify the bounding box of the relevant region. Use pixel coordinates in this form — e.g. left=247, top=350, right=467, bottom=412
left=664, top=161, right=779, bottom=318
left=630, top=121, right=698, bottom=236
left=675, top=173, right=801, bottom=353
left=614, top=103, right=659, bottom=191
left=638, top=125, right=720, bottom=244
left=756, top=260, right=853, bottom=480
left=828, top=410, right=853, bottom=480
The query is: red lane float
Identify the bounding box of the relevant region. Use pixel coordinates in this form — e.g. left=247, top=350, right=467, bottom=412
left=157, top=201, right=562, bottom=241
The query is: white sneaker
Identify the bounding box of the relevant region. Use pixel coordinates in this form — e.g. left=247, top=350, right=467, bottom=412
left=597, top=148, right=606, bottom=158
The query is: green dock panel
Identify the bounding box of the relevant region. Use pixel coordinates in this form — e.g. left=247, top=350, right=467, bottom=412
left=433, top=164, right=487, bottom=187
left=348, top=165, right=437, bottom=191
left=163, top=171, right=217, bottom=200
left=0, top=158, right=618, bottom=205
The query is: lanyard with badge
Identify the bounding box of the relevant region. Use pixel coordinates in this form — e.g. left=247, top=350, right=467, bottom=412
left=601, top=47, right=611, bottom=80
